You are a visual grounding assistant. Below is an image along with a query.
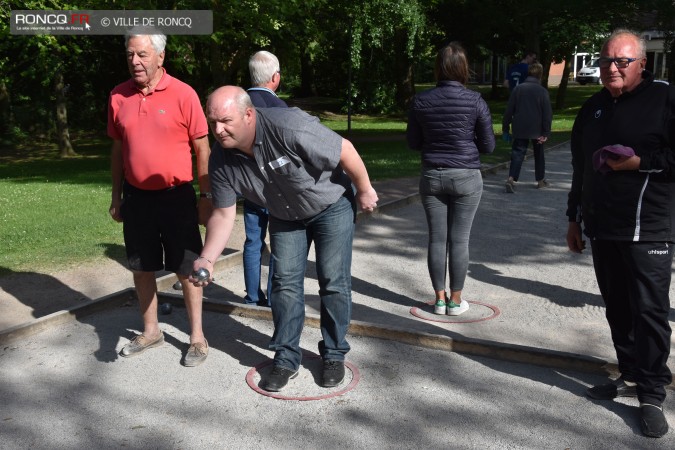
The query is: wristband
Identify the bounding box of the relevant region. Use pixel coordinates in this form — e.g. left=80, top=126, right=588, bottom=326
left=197, top=256, right=212, bottom=264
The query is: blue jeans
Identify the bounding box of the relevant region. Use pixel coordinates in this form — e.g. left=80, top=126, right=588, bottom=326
left=508, top=138, right=545, bottom=182
left=268, top=194, right=356, bottom=371
left=420, top=168, right=483, bottom=292
left=243, top=200, right=273, bottom=306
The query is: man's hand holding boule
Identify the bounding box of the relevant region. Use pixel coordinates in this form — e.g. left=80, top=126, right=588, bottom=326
left=190, top=256, right=214, bottom=286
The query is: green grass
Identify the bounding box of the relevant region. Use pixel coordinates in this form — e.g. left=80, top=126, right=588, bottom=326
left=0, top=139, right=127, bottom=275
left=0, top=85, right=598, bottom=274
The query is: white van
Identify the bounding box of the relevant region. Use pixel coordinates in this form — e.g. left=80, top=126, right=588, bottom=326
left=576, top=58, right=601, bottom=85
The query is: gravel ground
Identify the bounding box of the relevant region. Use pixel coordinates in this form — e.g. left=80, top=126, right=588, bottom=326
left=2, top=143, right=675, bottom=448
left=2, top=306, right=674, bottom=449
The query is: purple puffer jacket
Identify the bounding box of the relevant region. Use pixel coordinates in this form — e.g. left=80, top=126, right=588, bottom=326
left=406, top=80, right=495, bottom=168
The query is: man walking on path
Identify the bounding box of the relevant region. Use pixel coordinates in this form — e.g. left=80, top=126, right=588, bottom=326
left=503, top=62, right=553, bottom=193
left=108, top=29, right=211, bottom=367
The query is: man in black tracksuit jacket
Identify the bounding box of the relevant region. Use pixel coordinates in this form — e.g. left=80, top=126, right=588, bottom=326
left=566, top=29, right=675, bottom=438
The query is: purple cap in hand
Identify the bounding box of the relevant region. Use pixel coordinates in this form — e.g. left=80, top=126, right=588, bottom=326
left=592, top=144, right=635, bottom=174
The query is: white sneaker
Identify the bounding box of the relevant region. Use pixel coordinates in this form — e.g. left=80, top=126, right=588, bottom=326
left=447, top=300, right=469, bottom=316
left=433, top=299, right=447, bottom=315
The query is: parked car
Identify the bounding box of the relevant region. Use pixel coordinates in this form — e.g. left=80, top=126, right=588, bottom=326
left=576, top=58, right=601, bottom=85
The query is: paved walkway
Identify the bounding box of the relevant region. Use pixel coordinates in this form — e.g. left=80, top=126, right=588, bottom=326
left=1, top=143, right=675, bottom=448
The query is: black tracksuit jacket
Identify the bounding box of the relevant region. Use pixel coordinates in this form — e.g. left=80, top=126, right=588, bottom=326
left=567, top=71, right=675, bottom=242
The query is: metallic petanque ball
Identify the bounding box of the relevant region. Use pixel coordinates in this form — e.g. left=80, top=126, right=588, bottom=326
left=192, top=268, right=210, bottom=282
left=160, top=302, right=172, bottom=315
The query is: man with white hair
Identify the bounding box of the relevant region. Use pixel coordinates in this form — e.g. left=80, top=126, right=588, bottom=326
left=240, top=51, right=288, bottom=308
left=108, top=28, right=211, bottom=367
left=567, top=29, right=675, bottom=438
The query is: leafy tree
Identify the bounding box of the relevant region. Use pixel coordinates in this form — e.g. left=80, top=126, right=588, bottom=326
left=302, top=0, right=428, bottom=113
left=0, top=0, right=124, bottom=155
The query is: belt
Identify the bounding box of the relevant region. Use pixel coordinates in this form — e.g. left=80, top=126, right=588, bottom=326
left=123, top=181, right=190, bottom=195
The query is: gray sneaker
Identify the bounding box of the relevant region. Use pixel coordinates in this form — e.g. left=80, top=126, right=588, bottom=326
left=120, top=332, right=164, bottom=357
left=183, top=339, right=208, bottom=367
left=505, top=180, right=515, bottom=193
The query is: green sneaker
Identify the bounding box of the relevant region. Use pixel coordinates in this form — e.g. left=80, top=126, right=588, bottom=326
left=447, top=300, right=470, bottom=316
left=433, top=299, right=447, bottom=315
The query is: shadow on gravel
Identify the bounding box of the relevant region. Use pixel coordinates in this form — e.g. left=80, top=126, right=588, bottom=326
left=81, top=301, right=273, bottom=369
left=465, top=353, right=642, bottom=435
left=0, top=267, right=89, bottom=320
left=469, top=262, right=604, bottom=308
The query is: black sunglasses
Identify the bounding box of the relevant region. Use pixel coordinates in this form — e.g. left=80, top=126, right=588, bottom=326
left=598, top=57, right=639, bottom=69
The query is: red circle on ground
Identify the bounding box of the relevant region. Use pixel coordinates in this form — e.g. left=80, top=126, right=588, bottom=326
left=410, top=300, right=501, bottom=324
left=246, top=355, right=361, bottom=400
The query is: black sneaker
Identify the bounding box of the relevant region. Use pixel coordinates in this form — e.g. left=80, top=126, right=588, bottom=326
left=321, top=360, right=345, bottom=388
left=586, top=378, right=637, bottom=400
left=259, top=366, right=298, bottom=392
left=640, top=403, right=669, bottom=438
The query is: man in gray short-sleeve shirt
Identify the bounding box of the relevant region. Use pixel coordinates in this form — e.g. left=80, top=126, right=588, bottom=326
left=192, top=86, right=379, bottom=392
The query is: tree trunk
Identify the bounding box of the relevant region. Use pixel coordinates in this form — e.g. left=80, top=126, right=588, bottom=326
left=540, top=54, right=550, bottom=87
left=490, top=51, right=500, bottom=100
left=209, top=38, right=226, bottom=86
left=0, top=80, right=10, bottom=139
left=555, top=54, right=573, bottom=110
left=392, top=28, right=415, bottom=110
left=298, top=50, right=315, bottom=97
left=395, top=62, right=415, bottom=110
left=667, top=33, right=675, bottom=84
left=54, top=72, right=76, bottom=157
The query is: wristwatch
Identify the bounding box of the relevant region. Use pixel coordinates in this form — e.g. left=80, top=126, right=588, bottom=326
left=199, top=192, right=213, bottom=199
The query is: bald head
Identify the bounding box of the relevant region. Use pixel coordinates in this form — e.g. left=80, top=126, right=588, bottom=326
left=206, top=86, right=256, bottom=154
left=207, top=86, right=253, bottom=115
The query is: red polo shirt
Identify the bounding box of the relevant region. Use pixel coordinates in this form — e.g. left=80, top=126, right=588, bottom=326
left=107, top=70, right=208, bottom=190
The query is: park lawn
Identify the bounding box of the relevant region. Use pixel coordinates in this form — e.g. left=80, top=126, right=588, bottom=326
left=0, top=86, right=597, bottom=274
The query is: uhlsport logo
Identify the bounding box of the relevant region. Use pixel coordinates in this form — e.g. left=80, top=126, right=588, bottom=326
left=648, top=248, right=669, bottom=255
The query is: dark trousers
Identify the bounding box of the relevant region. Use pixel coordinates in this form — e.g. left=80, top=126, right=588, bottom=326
left=508, top=138, right=545, bottom=182
left=591, top=239, right=673, bottom=405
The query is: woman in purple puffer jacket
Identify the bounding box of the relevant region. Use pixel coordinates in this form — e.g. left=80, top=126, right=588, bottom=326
left=406, top=42, right=495, bottom=316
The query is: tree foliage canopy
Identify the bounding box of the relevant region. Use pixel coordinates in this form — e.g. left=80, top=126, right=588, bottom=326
left=1, top=0, right=673, bottom=151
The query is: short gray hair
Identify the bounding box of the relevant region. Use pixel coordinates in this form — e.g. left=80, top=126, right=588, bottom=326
left=604, top=28, right=646, bottom=58
left=249, top=51, right=280, bottom=86
left=125, top=27, right=167, bottom=53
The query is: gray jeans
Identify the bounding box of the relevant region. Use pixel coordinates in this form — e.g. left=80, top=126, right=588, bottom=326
left=420, top=168, right=483, bottom=292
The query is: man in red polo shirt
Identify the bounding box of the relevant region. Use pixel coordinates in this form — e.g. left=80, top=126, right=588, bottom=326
left=108, top=28, right=211, bottom=367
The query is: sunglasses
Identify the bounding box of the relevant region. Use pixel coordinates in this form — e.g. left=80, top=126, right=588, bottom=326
left=598, top=57, right=639, bottom=69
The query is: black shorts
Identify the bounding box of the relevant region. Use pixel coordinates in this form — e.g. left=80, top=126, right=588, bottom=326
left=121, top=182, right=203, bottom=275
